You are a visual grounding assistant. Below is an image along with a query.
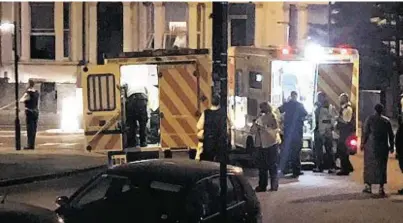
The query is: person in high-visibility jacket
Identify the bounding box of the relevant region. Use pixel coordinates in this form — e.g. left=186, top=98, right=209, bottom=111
left=196, top=94, right=232, bottom=161
left=313, top=92, right=337, bottom=173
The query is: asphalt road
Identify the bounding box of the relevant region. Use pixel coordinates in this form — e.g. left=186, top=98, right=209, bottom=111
left=1, top=168, right=403, bottom=222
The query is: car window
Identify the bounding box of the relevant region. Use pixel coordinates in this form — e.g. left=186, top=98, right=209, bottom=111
left=186, top=180, right=215, bottom=219
left=229, top=176, right=245, bottom=203
left=71, top=174, right=131, bottom=208
left=209, top=176, right=238, bottom=207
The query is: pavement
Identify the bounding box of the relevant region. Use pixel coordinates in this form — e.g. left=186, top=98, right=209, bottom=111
left=0, top=130, right=105, bottom=187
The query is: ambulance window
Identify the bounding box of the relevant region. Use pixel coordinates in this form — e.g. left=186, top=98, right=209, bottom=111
left=247, top=98, right=258, bottom=116
left=87, top=74, right=116, bottom=112
left=249, top=71, right=262, bottom=89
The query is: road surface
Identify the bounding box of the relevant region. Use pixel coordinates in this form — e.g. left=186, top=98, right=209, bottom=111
left=1, top=168, right=403, bottom=222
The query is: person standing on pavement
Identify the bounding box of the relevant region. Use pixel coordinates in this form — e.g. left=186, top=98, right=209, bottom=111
left=251, top=102, right=281, bottom=192
left=395, top=115, right=403, bottom=195
left=196, top=94, right=231, bottom=161
left=313, top=92, right=336, bottom=173
left=19, top=79, right=40, bottom=150
left=335, top=93, right=355, bottom=176
left=126, top=85, right=148, bottom=148
left=361, top=104, right=394, bottom=196
left=278, top=91, right=308, bottom=178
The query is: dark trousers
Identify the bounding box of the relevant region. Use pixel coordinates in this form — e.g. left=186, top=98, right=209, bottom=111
left=290, top=140, right=303, bottom=176
left=337, top=141, right=354, bottom=173
left=315, top=133, right=335, bottom=170
left=256, top=145, right=279, bottom=190
left=127, top=112, right=148, bottom=147
left=26, top=110, right=39, bottom=149
left=200, top=152, right=216, bottom=162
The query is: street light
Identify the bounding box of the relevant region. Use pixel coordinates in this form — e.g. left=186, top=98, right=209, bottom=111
left=0, top=21, right=21, bottom=151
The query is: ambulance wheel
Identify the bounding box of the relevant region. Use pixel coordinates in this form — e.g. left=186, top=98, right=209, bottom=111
left=246, top=137, right=254, bottom=154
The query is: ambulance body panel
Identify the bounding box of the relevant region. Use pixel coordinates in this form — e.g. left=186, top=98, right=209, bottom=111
left=81, top=49, right=212, bottom=152
left=227, top=46, right=360, bottom=163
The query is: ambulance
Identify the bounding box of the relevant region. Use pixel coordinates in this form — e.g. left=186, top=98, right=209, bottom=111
left=227, top=44, right=360, bottom=166
left=78, top=49, right=212, bottom=164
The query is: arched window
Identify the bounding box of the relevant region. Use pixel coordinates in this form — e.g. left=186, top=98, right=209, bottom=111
left=196, top=3, right=205, bottom=49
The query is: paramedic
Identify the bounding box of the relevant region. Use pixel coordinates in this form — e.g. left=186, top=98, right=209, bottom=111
left=278, top=91, right=308, bottom=178
left=313, top=92, right=336, bottom=173
left=19, top=79, right=40, bottom=150
left=335, top=93, right=355, bottom=176
left=126, top=85, right=148, bottom=147
left=196, top=94, right=231, bottom=161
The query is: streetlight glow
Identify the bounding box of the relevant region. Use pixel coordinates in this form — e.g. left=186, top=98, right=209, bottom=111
left=0, top=20, right=21, bottom=150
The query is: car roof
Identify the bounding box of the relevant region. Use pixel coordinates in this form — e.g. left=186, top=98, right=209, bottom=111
left=106, top=159, right=242, bottom=189
left=0, top=201, right=59, bottom=223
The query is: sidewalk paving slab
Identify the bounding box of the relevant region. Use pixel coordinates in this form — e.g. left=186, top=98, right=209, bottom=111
left=0, top=147, right=107, bottom=187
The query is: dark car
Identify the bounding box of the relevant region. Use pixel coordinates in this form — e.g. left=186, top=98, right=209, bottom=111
left=0, top=200, right=62, bottom=223
left=55, top=159, right=261, bottom=223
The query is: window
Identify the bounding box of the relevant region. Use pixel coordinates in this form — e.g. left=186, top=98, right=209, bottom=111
left=249, top=71, right=263, bottom=89
left=196, top=3, right=205, bottom=48
left=235, top=69, right=243, bottom=96
left=186, top=180, right=214, bottom=219
left=165, top=3, right=188, bottom=49
left=30, top=2, right=55, bottom=60
left=247, top=98, right=258, bottom=116
left=71, top=174, right=131, bottom=208
left=87, top=74, right=116, bottom=111
left=146, top=3, right=154, bottom=49
left=209, top=176, right=238, bottom=207
left=63, top=2, right=70, bottom=58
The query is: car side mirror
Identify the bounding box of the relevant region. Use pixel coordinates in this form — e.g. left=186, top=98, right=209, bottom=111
left=55, top=196, right=69, bottom=207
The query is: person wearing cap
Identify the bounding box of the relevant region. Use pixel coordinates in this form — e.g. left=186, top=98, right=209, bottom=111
left=19, top=79, right=40, bottom=150
left=335, top=93, right=355, bottom=175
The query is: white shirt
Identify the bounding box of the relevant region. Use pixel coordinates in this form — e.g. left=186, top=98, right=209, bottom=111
left=126, top=85, right=148, bottom=97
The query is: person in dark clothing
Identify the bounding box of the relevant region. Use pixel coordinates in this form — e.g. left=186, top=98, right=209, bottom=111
left=251, top=102, right=281, bottom=192
left=395, top=116, right=403, bottom=194
left=335, top=93, right=355, bottom=176
left=126, top=86, right=148, bottom=148
left=361, top=104, right=394, bottom=196
left=196, top=94, right=229, bottom=162
left=278, top=91, right=308, bottom=178
left=19, top=79, right=40, bottom=150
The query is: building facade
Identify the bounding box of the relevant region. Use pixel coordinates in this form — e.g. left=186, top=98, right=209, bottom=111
left=0, top=2, right=329, bottom=83
left=0, top=2, right=328, bottom=117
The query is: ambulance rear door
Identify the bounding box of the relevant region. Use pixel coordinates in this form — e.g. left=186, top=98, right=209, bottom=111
left=81, top=64, right=123, bottom=151
left=316, top=62, right=354, bottom=111
left=158, top=61, right=200, bottom=150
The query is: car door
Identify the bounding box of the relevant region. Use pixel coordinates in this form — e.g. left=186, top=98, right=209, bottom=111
left=208, top=176, right=247, bottom=222
left=57, top=174, right=132, bottom=223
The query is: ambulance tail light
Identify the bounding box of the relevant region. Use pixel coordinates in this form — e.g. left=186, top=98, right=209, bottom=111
left=346, top=135, right=358, bottom=155
left=282, top=47, right=290, bottom=55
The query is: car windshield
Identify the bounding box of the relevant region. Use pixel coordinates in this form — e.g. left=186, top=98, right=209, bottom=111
left=70, top=174, right=185, bottom=222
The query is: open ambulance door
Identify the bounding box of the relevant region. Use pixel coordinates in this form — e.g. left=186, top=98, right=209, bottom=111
left=317, top=63, right=354, bottom=111
left=158, top=61, right=200, bottom=150
left=81, top=64, right=123, bottom=151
